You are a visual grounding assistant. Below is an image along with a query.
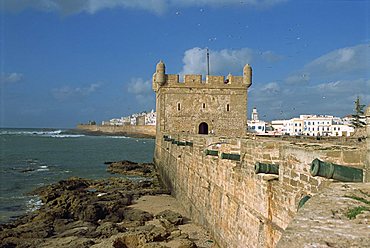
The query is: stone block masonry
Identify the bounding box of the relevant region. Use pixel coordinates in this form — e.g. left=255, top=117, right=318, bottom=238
left=152, top=61, right=252, bottom=138
left=154, top=134, right=367, bottom=248
left=152, top=59, right=370, bottom=247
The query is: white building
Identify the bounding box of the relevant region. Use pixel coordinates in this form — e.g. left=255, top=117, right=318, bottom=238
left=271, top=120, right=289, bottom=134
left=330, top=124, right=354, bottom=137
left=271, top=114, right=355, bottom=137
left=102, top=110, right=157, bottom=126
left=145, top=109, right=156, bottom=126
left=302, top=115, right=334, bottom=137
left=247, top=108, right=266, bottom=134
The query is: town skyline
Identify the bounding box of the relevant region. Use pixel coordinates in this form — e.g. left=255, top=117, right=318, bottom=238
left=1, top=0, right=369, bottom=128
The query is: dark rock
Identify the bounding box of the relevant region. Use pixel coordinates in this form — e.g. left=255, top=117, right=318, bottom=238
left=123, top=208, right=154, bottom=223
left=95, top=222, right=126, bottom=238
left=156, top=210, right=184, bottom=226
left=107, top=160, right=156, bottom=177
left=147, top=226, right=170, bottom=242
left=80, top=203, right=107, bottom=222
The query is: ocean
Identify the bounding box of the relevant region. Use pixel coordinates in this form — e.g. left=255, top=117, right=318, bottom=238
left=0, top=128, right=155, bottom=223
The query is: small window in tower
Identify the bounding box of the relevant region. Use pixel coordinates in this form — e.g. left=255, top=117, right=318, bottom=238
left=202, top=103, right=206, bottom=109
left=226, top=104, right=230, bottom=112
left=177, top=103, right=181, bottom=111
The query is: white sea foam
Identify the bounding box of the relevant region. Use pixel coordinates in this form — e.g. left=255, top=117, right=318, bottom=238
left=26, top=198, right=43, bottom=213
left=106, top=136, right=129, bottom=139
left=36, top=165, right=49, bottom=172
left=50, top=134, right=85, bottom=138
left=0, top=129, right=63, bottom=136
left=0, top=129, right=88, bottom=138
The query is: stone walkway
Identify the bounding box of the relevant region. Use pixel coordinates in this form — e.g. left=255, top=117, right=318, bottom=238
left=277, top=183, right=370, bottom=248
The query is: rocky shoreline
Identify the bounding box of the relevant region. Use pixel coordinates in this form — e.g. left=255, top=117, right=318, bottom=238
left=0, top=161, right=216, bottom=248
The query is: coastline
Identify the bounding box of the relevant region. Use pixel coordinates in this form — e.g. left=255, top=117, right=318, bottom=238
left=75, top=124, right=156, bottom=139
left=0, top=161, right=217, bottom=248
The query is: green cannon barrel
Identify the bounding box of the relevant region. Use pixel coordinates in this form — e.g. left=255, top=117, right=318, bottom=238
left=310, top=158, right=363, bottom=182
left=171, top=140, right=178, bottom=145
left=255, top=162, right=279, bottom=175
left=221, top=153, right=240, bottom=161
left=204, top=149, right=219, bottom=156
left=185, top=141, right=193, bottom=147
left=297, top=195, right=311, bottom=210
left=177, top=141, right=186, bottom=146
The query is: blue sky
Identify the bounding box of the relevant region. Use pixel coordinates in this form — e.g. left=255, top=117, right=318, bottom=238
left=0, top=0, right=369, bottom=128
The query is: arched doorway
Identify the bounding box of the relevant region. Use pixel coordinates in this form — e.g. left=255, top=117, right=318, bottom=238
left=198, top=122, right=208, bottom=135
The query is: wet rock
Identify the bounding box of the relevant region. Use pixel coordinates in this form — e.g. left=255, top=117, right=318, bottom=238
left=156, top=210, right=184, bottom=226
left=107, top=160, right=156, bottom=177
left=96, top=222, right=126, bottom=238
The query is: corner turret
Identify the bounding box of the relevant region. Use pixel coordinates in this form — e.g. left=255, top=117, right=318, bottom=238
left=243, top=64, right=252, bottom=88
left=155, top=60, right=166, bottom=86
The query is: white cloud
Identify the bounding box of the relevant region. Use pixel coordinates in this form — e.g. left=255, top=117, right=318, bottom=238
left=127, top=78, right=154, bottom=104
left=285, top=73, right=310, bottom=85
left=283, top=43, right=370, bottom=85
left=127, top=78, right=151, bottom=95
left=249, top=78, right=370, bottom=120
left=180, top=47, right=282, bottom=76
left=0, top=72, right=23, bottom=85
left=0, top=0, right=167, bottom=15
left=305, top=44, right=370, bottom=74
left=313, top=79, right=370, bottom=96
left=260, top=51, right=283, bottom=63
left=52, top=83, right=100, bottom=100
left=261, top=82, right=280, bottom=95
left=0, top=0, right=288, bottom=15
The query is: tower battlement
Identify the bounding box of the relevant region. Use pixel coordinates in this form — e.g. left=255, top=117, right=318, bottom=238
left=152, top=61, right=252, bottom=91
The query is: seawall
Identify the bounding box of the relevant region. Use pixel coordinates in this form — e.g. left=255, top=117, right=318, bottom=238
left=77, top=124, right=156, bottom=138
left=154, top=133, right=368, bottom=247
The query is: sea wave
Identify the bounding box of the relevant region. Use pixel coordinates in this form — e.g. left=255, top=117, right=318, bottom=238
left=0, top=129, right=63, bottom=136
left=0, top=129, right=85, bottom=138
left=36, top=165, right=49, bottom=172
left=106, top=136, right=129, bottom=139
left=50, top=134, right=85, bottom=138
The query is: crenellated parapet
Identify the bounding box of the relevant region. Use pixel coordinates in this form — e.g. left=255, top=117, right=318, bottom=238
left=152, top=60, right=252, bottom=91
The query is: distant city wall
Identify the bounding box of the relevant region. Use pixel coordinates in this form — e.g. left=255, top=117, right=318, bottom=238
left=154, top=133, right=367, bottom=248
left=77, top=124, right=156, bottom=138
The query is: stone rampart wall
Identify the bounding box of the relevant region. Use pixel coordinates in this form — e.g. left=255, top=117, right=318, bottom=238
left=77, top=124, right=156, bottom=138
left=154, top=134, right=366, bottom=248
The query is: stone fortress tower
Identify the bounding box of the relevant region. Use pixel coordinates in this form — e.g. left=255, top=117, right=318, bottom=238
left=152, top=60, right=252, bottom=137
